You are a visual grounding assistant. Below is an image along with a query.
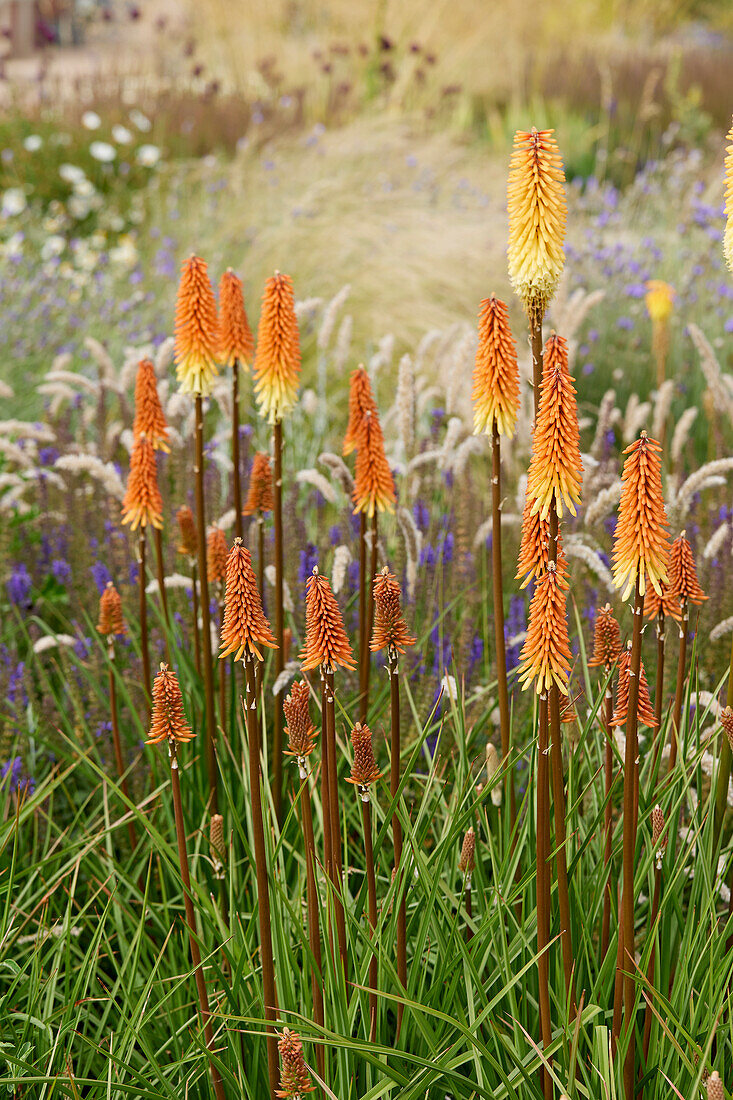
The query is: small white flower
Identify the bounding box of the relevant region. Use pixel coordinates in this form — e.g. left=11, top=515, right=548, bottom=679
left=129, top=108, right=152, bottom=132
left=89, top=141, right=116, bottom=163
left=440, top=675, right=458, bottom=702
left=109, top=235, right=138, bottom=266
left=73, top=178, right=95, bottom=197
left=23, top=134, right=42, bottom=152
left=41, top=235, right=66, bottom=260
left=136, top=143, right=160, bottom=167
left=59, top=163, right=86, bottom=184
left=2, top=188, right=26, bottom=216
left=111, top=124, right=133, bottom=144
left=67, top=195, right=92, bottom=220
left=82, top=110, right=101, bottom=130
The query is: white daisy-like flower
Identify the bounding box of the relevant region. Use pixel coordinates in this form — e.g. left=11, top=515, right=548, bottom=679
left=89, top=141, right=116, bottom=163
left=23, top=135, right=42, bottom=152
left=111, top=124, right=133, bottom=144
left=82, top=111, right=101, bottom=130
left=129, top=109, right=152, bottom=132
left=59, top=163, right=86, bottom=185
left=136, top=144, right=161, bottom=167
left=2, top=188, right=26, bottom=217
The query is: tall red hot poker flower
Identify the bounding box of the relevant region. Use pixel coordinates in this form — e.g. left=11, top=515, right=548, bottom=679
left=516, top=492, right=566, bottom=588
left=643, top=580, right=682, bottom=622
left=370, top=567, right=415, bottom=655
left=517, top=561, right=572, bottom=695
left=352, top=406, right=396, bottom=517
left=219, top=268, right=254, bottom=369
left=133, top=359, right=170, bottom=452
left=300, top=567, right=355, bottom=672
left=242, top=452, right=275, bottom=516
left=343, top=366, right=377, bottom=456
left=219, top=538, right=278, bottom=661
left=206, top=526, right=228, bottom=586
left=253, top=272, right=301, bottom=423
left=121, top=434, right=163, bottom=530
left=173, top=255, right=220, bottom=396
left=612, top=432, right=670, bottom=601
left=472, top=295, right=521, bottom=439
left=97, top=582, right=126, bottom=637
left=667, top=531, right=707, bottom=607
left=146, top=663, right=195, bottom=745
left=588, top=604, right=622, bottom=668
left=176, top=506, right=197, bottom=557
left=612, top=647, right=657, bottom=729
left=283, top=680, right=318, bottom=767
left=526, top=334, right=583, bottom=521
left=346, top=722, right=382, bottom=796
left=275, top=1029, right=314, bottom=1099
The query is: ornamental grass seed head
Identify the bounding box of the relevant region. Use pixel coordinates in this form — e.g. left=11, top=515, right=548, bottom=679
left=724, top=120, right=733, bottom=273
left=173, top=255, right=220, bottom=397
left=121, top=433, right=163, bottom=531
left=300, top=566, right=355, bottom=672
left=517, top=561, right=572, bottom=695
left=133, top=358, right=170, bottom=452
left=283, top=680, right=318, bottom=771
left=506, top=127, right=567, bottom=323
left=472, top=295, right=520, bottom=439
left=343, top=366, right=377, bottom=456
left=253, top=272, right=301, bottom=423
left=588, top=604, right=622, bottom=668
left=611, top=432, right=670, bottom=601
left=526, top=333, right=582, bottom=521
left=219, top=268, right=254, bottom=369
left=275, top=1029, right=314, bottom=1099
left=96, top=581, right=125, bottom=637
left=347, top=721, right=382, bottom=798
left=611, top=645, right=657, bottom=729
left=370, top=567, right=415, bottom=655
left=206, top=525, right=228, bottom=586
left=147, top=663, right=195, bottom=746
left=352, top=406, right=396, bottom=517
left=176, top=505, right=197, bottom=557
left=219, top=538, right=278, bottom=661
left=242, top=451, right=275, bottom=516
left=668, top=530, right=707, bottom=607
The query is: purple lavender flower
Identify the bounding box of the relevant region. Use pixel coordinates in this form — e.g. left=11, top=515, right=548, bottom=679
left=51, top=559, right=72, bottom=584
left=299, top=543, right=319, bottom=584
left=91, top=561, right=112, bottom=594
left=7, top=563, right=31, bottom=605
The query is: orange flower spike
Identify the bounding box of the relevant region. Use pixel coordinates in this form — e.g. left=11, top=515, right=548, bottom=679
left=176, top=506, right=197, bottom=557
left=133, top=359, right=170, bottom=452
left=370, top=567, right=415, bottom=654
left=121, top=434, right=163, bottom=531
left=343, top=366, right=377, bottom=456
left=472, top=295, right=521, bottom=439
left=300, top=566, right=355, bottom=672
left=612, top=432, right=670, bottom=601
left=517, top=561, right=572, bottom=695
left=146, top=663, right=195, bottom=745
left=283, top=680, right=318, bottom=763
left=643, top=580, right=682, bottom=622
left=346, top=721, right=382, bottom=794
left=253, top=271, right=301, bottom=423
left=526, top=333, right=583, bottom=521
left=275, top=1029, right=315, bottom=1100
left=242, top=452, right=275, bottom=516
left=516, top=490, right=566, bottom=587
left=588, top=604, right=622, bottom=668
left=667, top=530, right=707, bottom=606
left=611, top=646, right=657, bottom=729
left=219, top=537, right=278, bottom=661
left=206, top=526, right=228, bottom=585
left=219, top=268, right=255, bottom=370
left=97, top=581, right=126, bottom=637
left=173, top=255, right=220, bottom=397
left=352, top=407, right=396, bottom=517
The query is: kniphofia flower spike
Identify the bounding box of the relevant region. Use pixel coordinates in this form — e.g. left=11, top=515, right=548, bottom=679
left=173, top=255, right=220, bottom=396
left=219, top=538, right=278, bottom=661
left=611, top=432, right=670, bottom=601
left=472, top=295, right=520, bottom=439
left=253, top=272, right=301, bottom=423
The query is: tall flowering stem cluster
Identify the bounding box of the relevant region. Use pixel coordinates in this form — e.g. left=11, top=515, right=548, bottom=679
left=347, top=721, right=381, bottom=1040
left=219, top=268, right=254, bottom=543
left=644, top=581, right=681, bottom=741
left=96, top=583, right=136, bottom=852
left=176, top=505, right=202, bottom=677
left=666, top=531, right=707, bottom=775
left=243, top=451, right=274, bottom=601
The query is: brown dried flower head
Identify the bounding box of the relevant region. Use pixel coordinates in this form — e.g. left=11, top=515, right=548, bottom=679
left=300, top=567, right=355, bottom=672
left=588, top=604, right=622, bottom=668
left=176, top=506, right=197, bottom=557
left=352, top=406, right=396, bottom=516
left=458, top=826, right=476, bottom=875
left=209, top=813, right=226, bottom=877
left=611, top=646, right=657, bottom=729
left=526, top=333, right=583, bottom=521
left=219, top=268, right=254, bottom=369
left=612, top=433, right=670, bottom=601
left=343, top=366, right=377, bottom=456
left=472, top=295, right=520, bottom=439
left=242, top=451, right=275, bottom=516
left=253, top=272, right=301, bottom=423
left=97, top=581, right=125, bottom=637
left=643, top=579, right=682, bottom=623
left=517, top=561, right=572, bottom=695
left=516, top=490, right=566, bottom=587
left=147, top=663, right=195, bottom=745
left=275, top=1029, right=314, bottom=1099
left=346, top=721, right=382, bottom=795
left=667, top=530, right=707, bottom=607
left=174, top=255, right=220, bottom=396
left=370, top=567, right=415, bottom=655
left=121, top=433, right=163, bottom=531
left=219, top=538, right=278, bottom=661
left=283, top=680, right=318, bottom=761
left=706, top=1071, right=724, bottom=1100
left=133, top=359, right=170, bottom=452
left=651, top=804, right=666, bottom=853
left=206, top=526, right=228, bottom=585
left=720, top=706, right=733, bottom=752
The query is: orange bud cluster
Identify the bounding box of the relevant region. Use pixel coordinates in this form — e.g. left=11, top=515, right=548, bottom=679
left=173, top=255, right=220, bottom=396
left=206, top=526, right=228, bottom=585
left=283, top=681, right=318, bottom=760
left=516, top=492, right=566, bottom=588
left=253, top=272, right=301, bottom=423
left=300, top=567, right=355, bottom=672
left=526, top=334, right=582, bottom=521
left=219, top=268, right=254, bottom=369
left=346, top=722, right=381, bottom=792
left=517, top=561, right=572, bottom=695
left=343, top=367, right=377, bottom=456
left=611, top=647, right=657, bottom=729
left=643, top=580, right=682, bottom=623
left=133, top=359, right=170, bottom=452
left=275, top=1029, right=314, bottom=1099
left=352, top=407, right=396, bottom=516
left=612, top=433, right=670, bottom=601
left=219, top=538, right=278, bottom=661
left=242, top=452, right=275, bottom=516
left=370, top=567, right=415, bottom=654
left=471, top=295, right=520, bottom=439
left=176, top=506, right=197, bottom=557
left=97, top=581, right=125, bottom=637
left=147, top=663, right=195, bottom=745
left=588, top=604, right=622, bottom=668
left=667, top=531, right=707, bottom=607
left=121, top=434, right=163, bottom=531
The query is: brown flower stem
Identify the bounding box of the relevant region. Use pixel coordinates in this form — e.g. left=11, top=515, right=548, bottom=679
left=218, top=603, right=227, bottom=732
left=621, top=573, right=644, bottom=1100
left=667, top=601, right=688, bottom=776
left=536, top=695, right=552, bottom=1099
left=168, top=742, right=227, bottom=1100
left=153, top=526, right=172, bottom=659
left=324, top=667, right=348, bottom=977
left=641, top=867, right=661, bottom=1065
left=138, top=531, right=151, bottom=703
left=491, top=419, right=514, bottom=830
left=232, top=360, right=243, bottom=543
left=243, top=653, right=279, bottom=1099
left=108, top=649, right=136, bottom=852
left=388, top=649, right=408, bottom=1036
left=601, top=684, right=614, bottom=960
left=320, top=674, right=334, bottom=882
left=360, top=513, right=379, bottom=723
left=712, top=633, right=733, bottom=856
left=612, top=883, right=624, bottom=1055
left=191, top=561, right=202, bottom=679
left=297, top=767, right=325, bottom=1081
left=360, top=795, right=378, bottom=1041
left=195, top=395, right=219, bottom=813
left=653, top=609, right=665, bottom=736
left=530, top=312, right=543, bottom=426
left=272, top=418, right=285, bottom=824
left=463, top=875, right=473, bottom=943
left=358, top=513, right=368, bottom=714
left=258, top=516, right=266, bottom=605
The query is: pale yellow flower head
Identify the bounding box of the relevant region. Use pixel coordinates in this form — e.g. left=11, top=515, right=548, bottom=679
left=644, top=280, right=675, bottom=324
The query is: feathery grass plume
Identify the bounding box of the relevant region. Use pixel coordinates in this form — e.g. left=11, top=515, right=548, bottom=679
left=173, top=255, right=220, bottom=396
left=206, top=526, right=228, bottom=586
left=219, top=268, right=254, bottom=369
left=458, top=827, right=476, bottom=875
left=667, top=531, right=707, bottom=607
left=283, top=680, right=318, bottom=773
left=370, top=567, right=415, bottom=654
left=133, top=359, right=170, bottom=452
left=612, top=433, right=670, bottom=600
left=96, top=582, right=125, bottom=637
left=146, top=664, right=195, bottom=746
left=343, top=366, right=377, bottom=456
left=253, top=272, right=301, bottom=423
left=121, top=434, right=163, bottom=531
left=347, top=721, right=382, bottom=797
left=506, top=127, right=567, bottom=324
left=611, top=647, right=657, bottom=729
left=352, top=406, right=396, bottom=517
left=275, top=1029, right=314, bottom=1099
left=721, top=707, right=733, bottom=751
left=471, top=295, right=520, bottom=439
left=219, top=538, right=278, bottom=662
left=644, top=581, right=682, bottom=622
left=300, top=567, right=355, bottom=672
left=587, top=604, right=622, bottom=668
left=724, top=120, right=733, bottom=272
left=176, top=506, right=197, bottom=557
left=209, top=813, right=226, bottom=879
left=516, top=492, right=566, bottom=587
left=526, top=334, right=583, bottom=520
left=243, top=452, right=275, bottom=515
left=517, top=561, right=572, bottom=695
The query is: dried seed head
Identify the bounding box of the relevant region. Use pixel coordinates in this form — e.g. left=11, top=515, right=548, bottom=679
left=651, top=803, right=666, bottom=857
left=275, top=1029, right=314, bottom=1099
left=588, top=604, right=622, bottom=668
left=97, top=581, right=125, bottom=637
left=283, top=681, right=318, bottom=764
left=725, top=120, right=733, bottom=273
left=526, top=334, right=583, bottom=521
left=352, top=405, right=396, bottom=517
left=219, top=268, right=254, bottom=370
left=147, top=663, right=195, bottom=745
left=645, top=280, right=675, bottom=324
left=346, top=722, right=381, bottom=797
left=300, top=567, right=355, bottom=672
left=458, top=826, right=476, bottom=874
left=219, top=538, right=278, bottom=661
left=121, top=434, right=163, bottom=531
left=612, top=433, right=670, bottom=601
left=643, top=580, right=682, bottom=623
left=720, top=707, right=733, bottom=751
left=370, top=567, right=415, bottom=655
left=206, top=526, right=228, bottom=585
left=507, top=127, right=567, bottom=322
left=209, top=813, right=226, bottom=877
left=242, top=451, right=274, bottom=516
left=667, top=530, right=707, bottom=607
left=343, top=366, right=377, bottom=457
left=516, top=490, right=566, bottom=587
left=174, top=255, right=220, bottom=397
left=517, top=561, right=572, bottom=696
left=133, top=358, right=170, bottom=452
left=611, top=646, right=657, bottom=729
left=176, top=505, right=197, bottom=557
left=253, top=272, right=301, bottom=423
left=472, top=295, right=520, bottom=439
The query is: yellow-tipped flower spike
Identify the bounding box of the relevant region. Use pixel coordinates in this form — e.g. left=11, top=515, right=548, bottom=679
left=517, top=560, right=572, bottom=695
left=472, top=295, right=520, bottom=439
left=526, top=333, right=583, bottom=521
left=724, top=120, right=733, bottom=273
left=173, top=255, right=220, bottom=397
left=507, top=127, right=567, bottom=323
left=612, top=432, right=670, bottom=601
left=644, top=280, right=675, bottom=324
left=253, top=272, right=301, bottom=424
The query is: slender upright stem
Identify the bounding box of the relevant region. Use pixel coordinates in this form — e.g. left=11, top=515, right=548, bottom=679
left=491, top=420, right=514, bottom=829
left=536, top=695, right=552, bottom=1099
left=601, top=684, right=614, bottom=960
left=712, top=633, right=733, bottom=856
left=667, top=602, right=688, bottom=775
left=653, top=610, right=665, bottom=735
left=358, top=513, right=368, bottom=717
left=530, top=312, right=543, bottom=426
left=232, top=360, right=244, bottom=543
left=320, top=674, right=333, bottom=881
left=218, top=595, right=227, bottom=733
left=194, top=395, right=218, bottom=813
left=153, top=525, right=171, bottom=664
left=272, top=419, right=285, bottom=823
left=138, top=532, right=151, bottom=703
left=108, top=652, right=136, bottom=852
left=169, top=743, right=227, bottom=1100
left=324, top=666, right=348, bottom=977
left=642, top=868, right=661, bottom=1065
left=361, top=796, right=378, bottom=1041
left=361, top=512, right=379, bottom=723
left=297, top=765, right=325, bottom=1081
left=389, top=650, right=408, bottom=1036
left=258, top=516, right=266, bottom=605
left=191, top=560, right=202, bottom=679
left=463, top=874, right=473, bottom=943
left=612, top=883, right=624, bottom=1054
left=243, top=654, right=279, bottom=1099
